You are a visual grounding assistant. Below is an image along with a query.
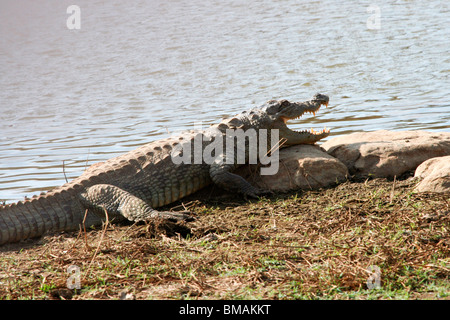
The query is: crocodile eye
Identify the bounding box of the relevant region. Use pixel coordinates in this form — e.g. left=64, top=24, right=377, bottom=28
left=280, top=100, right=290, bottom=108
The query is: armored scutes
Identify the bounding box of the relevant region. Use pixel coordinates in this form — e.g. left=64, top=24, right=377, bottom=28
left=0, top=94, right=330, bottom=245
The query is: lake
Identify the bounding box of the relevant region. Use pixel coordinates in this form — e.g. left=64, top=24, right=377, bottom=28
left=1, top=0, right=449, bottom=202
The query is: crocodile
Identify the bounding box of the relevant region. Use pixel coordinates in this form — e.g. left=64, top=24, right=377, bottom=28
left=0, top=94, right=330, bottom=245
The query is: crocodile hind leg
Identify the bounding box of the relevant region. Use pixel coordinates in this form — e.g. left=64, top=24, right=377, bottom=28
left=79, top=184, right=193, bottom=223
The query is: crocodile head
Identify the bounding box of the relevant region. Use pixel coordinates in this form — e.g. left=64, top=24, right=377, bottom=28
left=215, top=93, right=330, bottom=147
left=261, top=93, right=330, bottom=146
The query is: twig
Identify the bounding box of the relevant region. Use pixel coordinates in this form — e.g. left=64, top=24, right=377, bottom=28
left=85, top=148, right=91, bottom=171
left=280, top=159, right=297, bottom=189
left=85, top=206, right=109, bottom=280
left=299, top=166, right=313, bottom=190
left=264, top=137, right=287, bottom=158
left=82, top=209, right=90, bottom=249
left=67, top=209, right=90, bottom=253
left=62, top=160, right=68, bottom=183
left=389, top=175, right=397, bottom=204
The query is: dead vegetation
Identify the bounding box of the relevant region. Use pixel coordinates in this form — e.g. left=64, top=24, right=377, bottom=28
left=0, top=177, right=449, bottom=300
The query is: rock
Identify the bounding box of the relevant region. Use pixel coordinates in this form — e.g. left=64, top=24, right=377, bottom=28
left=237, top=144, right=348, bottom=192
left=414, top=156, right=450, bottom=193
left=322, top=130, right=450, bottom=179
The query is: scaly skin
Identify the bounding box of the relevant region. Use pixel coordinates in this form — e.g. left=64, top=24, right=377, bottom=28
left=0, top=94, right=330, bottom=245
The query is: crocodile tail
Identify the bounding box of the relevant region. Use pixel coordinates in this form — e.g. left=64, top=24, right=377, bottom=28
left=0, top=188, right=85, bottom=245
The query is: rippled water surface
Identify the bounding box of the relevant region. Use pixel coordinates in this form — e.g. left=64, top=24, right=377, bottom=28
left=1, top=0, right=449, bottom=201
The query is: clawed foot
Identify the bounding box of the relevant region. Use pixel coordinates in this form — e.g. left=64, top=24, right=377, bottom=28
left=244, top=188, right=274, bottom=200
left=158, top=210, right=195, bottom=223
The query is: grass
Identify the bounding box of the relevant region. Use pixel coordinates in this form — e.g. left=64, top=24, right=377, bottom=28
left=0, top=177, right=448, bottom=300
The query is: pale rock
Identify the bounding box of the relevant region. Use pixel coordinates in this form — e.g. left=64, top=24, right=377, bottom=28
left=322, top=130, right=450, bottom=179
left=414, top=156, right=450, bottom=193
left=237, top=144, right=348, bottom=191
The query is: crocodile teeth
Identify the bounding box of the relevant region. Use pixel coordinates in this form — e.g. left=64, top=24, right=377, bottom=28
left=304, top=110, right=316, bottom=116
left=306, top=127, right=330, bottom=135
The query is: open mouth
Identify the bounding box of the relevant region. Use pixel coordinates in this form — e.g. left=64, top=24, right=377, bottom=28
left=281, top=101, right=329, bottom=135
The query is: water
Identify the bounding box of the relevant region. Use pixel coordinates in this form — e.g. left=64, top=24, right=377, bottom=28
left=1, top=0, right=449, bottom=202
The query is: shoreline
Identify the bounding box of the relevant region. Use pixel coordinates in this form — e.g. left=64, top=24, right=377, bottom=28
left=1, top=176, right=448, bottom=300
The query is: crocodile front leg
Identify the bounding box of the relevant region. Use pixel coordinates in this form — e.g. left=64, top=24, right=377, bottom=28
left=79, top=184, right=193, bottom=223
left=209, top=162, right=270, bottom=198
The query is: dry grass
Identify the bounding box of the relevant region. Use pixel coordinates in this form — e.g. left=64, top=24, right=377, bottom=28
left=0, top=177, right=449, bottom=300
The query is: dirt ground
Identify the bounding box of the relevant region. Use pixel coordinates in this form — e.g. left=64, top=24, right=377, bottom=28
left=0, top=177, right=449, bottom=300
